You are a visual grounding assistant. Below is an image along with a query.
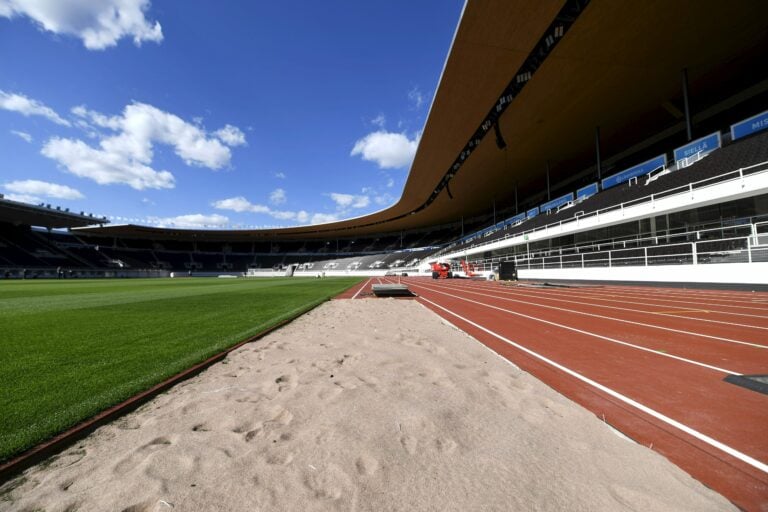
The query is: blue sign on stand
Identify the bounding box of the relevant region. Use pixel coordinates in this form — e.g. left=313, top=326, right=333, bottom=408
left=673, top=132, right=721, bottom=162
left=731, top=110, right=768, bottom=141
left=576, top=182, right=599, bottom=200
left=601, top=154, right=666, bottom=190
left=526, top=207, right=539, bottom=219
left=506, top=212, right=526, bottom=225
left=540, top=192, right=574, bottom=213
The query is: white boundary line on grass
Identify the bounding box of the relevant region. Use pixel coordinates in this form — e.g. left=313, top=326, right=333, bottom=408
left=417, top=295, right=768, bottom=475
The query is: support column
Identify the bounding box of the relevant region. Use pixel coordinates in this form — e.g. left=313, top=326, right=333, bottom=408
left=514, top=185, right=518, bottom=214
left=595, top=127, right=602, bottom=180
left=681, top=68, right=693, bottom=142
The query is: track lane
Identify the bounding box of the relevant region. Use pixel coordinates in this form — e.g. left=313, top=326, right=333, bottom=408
left=429, top=281, right=768, bottom=377
left=502, top=285, right=768, bottom=330
left=447, top=280, right=768, bottom=349
left=402, top=277, right=768, bottom=511
left=568, top=285, right=765, bottom=309
left=536, top=288, right=768, bottom=318
left=409, top=279, right=768, bottom=455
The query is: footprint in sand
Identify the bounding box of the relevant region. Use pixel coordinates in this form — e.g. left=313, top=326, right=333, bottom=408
left=119, top=500, right=154, bottom=512
left=272, top=409, right=294, bottom=426
left=275, top=373, right=298, bottom=392
left=266, top=450, right=294, bottom=465
left=113, top=437, right=172, bottom=475
left=116, top=418, right=142, bottom=430
left=245, top=424, right=264, bottom=442
left=435, top=437, right=458, bottom=454
left=355, top=454, right=379, bottom=475
left=400, top=435, right=418, bottom=455
left=318, top=386, right=343, bottom=401
left=304, top=464, right=351, bottom=500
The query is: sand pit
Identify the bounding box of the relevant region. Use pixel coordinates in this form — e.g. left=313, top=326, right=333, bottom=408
left=1, top=299, right=735, bottom=511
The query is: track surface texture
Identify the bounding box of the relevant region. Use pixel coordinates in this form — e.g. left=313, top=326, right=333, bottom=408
left=362, top=277, right=768, bottom=511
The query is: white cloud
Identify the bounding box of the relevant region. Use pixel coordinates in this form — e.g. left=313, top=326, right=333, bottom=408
left=42, top=136, right=175, bottom=190
left=371, top=113, right=386, bottom=128
left=269, top=188, right=286, bottom=205
left=214, top=124, right=246, bottom=147
left=0, top=90, right=70, bottom=126
left=373, top=193, right=395, bottom=206
left=386, top=177, right=395, bottom=188
left=10, top=129, right=32, bottom=142
left=408, top=86, right=425, bottom=109
left=329, top=192, right=369, bottom=209
left=212, top=196, right=338, bottom=226
left=350, top=130, right=420, bottom=169
left=3, top=179, right=84, bottom=199
left=0, top=0, right=163, bottom=50
left=146, top=213, right=229, bottom=229
left=211, top=196, right=269, bottom=214
left=311, top=213, right=338, bottom=224
left=274, top=171, right=286, bottom=179
left=71, top=105, right=121, bottom=129
left=4, top=193, right=39, bottom=204
left=44, top=102, right=244, bottom=190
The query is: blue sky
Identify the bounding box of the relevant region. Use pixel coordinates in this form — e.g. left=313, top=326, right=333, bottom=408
left=0, top=1, right=464, bottom=228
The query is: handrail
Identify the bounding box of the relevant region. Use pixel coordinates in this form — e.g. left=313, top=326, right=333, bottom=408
left=434, top=159, right=768, bottom=258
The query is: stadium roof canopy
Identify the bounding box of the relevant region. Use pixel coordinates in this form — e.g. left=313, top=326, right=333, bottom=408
left=0, top=197, right=108, bottom=229
left=77, top=0, right=768, bottom=241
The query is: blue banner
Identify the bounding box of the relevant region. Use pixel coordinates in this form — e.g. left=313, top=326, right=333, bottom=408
left=731, top=110, right=768, bottom=141
left=526, top=207, right=539, bottom=219
left=506, top=213, right=526, bottom=225
left=540, top=192, right=574, bottom=213
left=673, top=131, right=721, bottom=162
left=576, top=182, right=599, bottom=200
left=601, top=154, right=666, bottom=190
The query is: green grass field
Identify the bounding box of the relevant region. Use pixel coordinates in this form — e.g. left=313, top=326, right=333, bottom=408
left=0, top=276, right=361, bottom=462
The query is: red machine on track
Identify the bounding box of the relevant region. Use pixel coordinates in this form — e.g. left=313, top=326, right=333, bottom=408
left=429, top=261, right=453, bottom=279
left=460, top=259, right=477, bottom=277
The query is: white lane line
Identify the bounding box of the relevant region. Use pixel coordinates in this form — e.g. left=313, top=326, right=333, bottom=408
left=410, top=282, right=740, bottom=375
left=460, top=281, right=768, bottom=345
left=609, top=285, right=768, bottom=302
left=350, top=278, right=372, bottom=300
left=418, top=295, right=768, bottom=476
left=547, top=288, right=768, bottom=315
left=504, top=286, right=768, bottom=330
left=434, top=281, right=767, bottom=350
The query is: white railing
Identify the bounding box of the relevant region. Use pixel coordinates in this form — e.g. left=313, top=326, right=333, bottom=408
left=434, top=159, right=768, bottom=259
left=465, top=233, right=768, bottom=273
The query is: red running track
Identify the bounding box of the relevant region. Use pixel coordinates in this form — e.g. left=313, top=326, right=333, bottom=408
left=365, top=277, right=768, bottom=511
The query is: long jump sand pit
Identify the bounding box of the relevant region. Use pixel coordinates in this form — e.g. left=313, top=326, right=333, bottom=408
left=1, top=299, right=734, bottom=511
